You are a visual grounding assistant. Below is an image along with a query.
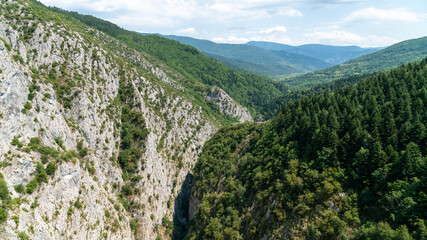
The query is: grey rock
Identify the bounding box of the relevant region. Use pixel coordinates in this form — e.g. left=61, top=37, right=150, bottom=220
left=0, top=2, right=253, bottom=239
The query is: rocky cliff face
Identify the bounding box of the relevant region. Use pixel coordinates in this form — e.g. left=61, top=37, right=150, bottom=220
left=205, top=86, right=253, bottom=123
left=0, top=1, right=252, bottom=239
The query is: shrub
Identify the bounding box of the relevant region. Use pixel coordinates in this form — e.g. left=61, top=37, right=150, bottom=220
left=104, top=210, right=110, bottom=218
left=46, top=162, right=57, bottom=175
left=38, top=146, right=59, bottom=159
left=77, top=140, right=83, bottom=151
left=13, top=54, right=24, bottom=64
left=26, top=179, right=38, bottom=194
left=23, top=101, right=32, bottom=110
left=0, top=207, right=7, bottom=223
left=11, top=136, right=23, bottom=148
left=67, top=206, right=74, bottom=216
left=114, top=204, right=120, bottom=211
left=28, top=137, right=41, bottom=151
left=2, top=40, right=11, bottom=51
left=31, top=197, right=39, bottom=209
left=14, top=184, right=25, bottom=194
left=121, top=185, right=133, bottom=196
left=74, top=199, right=83, bottom=209
left=54, top=137, right=65, bottom=149
left=18, top=232, right=29, bottom=240
left=79, top=147, right=88, bottom=158
left=130, top=219, right=138, bottom=234
left=0, top=174, right=10, bottom=201
left=28, top=92, right=35, bottom=101
left=36, top=171, right=48, bottom=184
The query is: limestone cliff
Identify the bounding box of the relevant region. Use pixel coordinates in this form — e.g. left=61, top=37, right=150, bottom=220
left=205, top=86, right=253, bottom=123
left=0, top=1, right=252, bottom=239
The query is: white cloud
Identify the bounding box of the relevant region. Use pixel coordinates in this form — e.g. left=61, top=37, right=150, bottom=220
left=361, top=35, right=399, bottom=47
left=201, top=2, right=270, bottom=22
left=212, top=35, right=293, bottom=44
left=345, top=8, right=422, bottom=23
left=279, top=9, right=303, bottom=17
left=212, top=36, right=251, bottom=44
left=304, top=30, right=365, bottom=43
left=212, top=24, right=293, bottom=44
left=260, top=26, right=287, bottom=34
left=303, top=30, right=398, bottom=47
left=110, top=14, right=175, bottom=27
left=39, top=0, right=304, bottom=27
left=39, top=0, right=418, bottom=47
left=40, top=0, right=198, bottom=26
left=177, top=27, right=197, bottom=34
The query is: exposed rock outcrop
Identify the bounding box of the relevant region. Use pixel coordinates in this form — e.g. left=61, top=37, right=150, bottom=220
left=0, top=1, right=253, bottom=239
left=205, top=86, right=253, bottom=123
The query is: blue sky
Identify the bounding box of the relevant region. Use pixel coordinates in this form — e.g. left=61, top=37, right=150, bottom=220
left=39, top=0, right=427, bottom=47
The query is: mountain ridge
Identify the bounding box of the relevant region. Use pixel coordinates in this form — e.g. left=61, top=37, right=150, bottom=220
left=283, top=35, right=427, bottom=88
left=161, top=35, right=332, bottom=78
left=247, top=41, right=383, bottom=65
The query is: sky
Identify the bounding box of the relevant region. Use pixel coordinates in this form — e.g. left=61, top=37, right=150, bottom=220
left=38, top=0, right=427, bottom=47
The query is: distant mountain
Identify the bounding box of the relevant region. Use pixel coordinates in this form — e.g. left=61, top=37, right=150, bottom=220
left=269, top=50, right=331, bottom=72
left=203, top=52, right=299, bottom=77
left=161, top=35, right=332, bottom=78
left=283, top=36, right=427, bottom=89
left=247, top=41, right=383, bottom=65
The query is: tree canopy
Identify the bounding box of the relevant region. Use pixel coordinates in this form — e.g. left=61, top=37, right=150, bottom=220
left=188, top=58, right=427, bottom=239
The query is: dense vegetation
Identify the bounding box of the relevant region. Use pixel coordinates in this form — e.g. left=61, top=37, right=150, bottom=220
left=0, top=173, right=11, bottom=223
left=280, top=73, right=375, bottom=105
left=117, top=77, right=149, bottom=176
left=187, top=59, right=427, bottom=239
left=284, top=36, right=427, bottom=89
left=113, top=68, right=151, bottom=233
left=36, top=3, right=288, bottom=119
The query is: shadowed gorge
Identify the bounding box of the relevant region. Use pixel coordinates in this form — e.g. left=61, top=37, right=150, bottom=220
left=172, top=173, right=193, bottom=240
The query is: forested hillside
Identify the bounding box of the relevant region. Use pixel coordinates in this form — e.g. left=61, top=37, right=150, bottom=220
left=162, top=35, right=331, bottom=78
left=38, top=3, right=288, bottom=119
left=187, top=59, right=427, bottom=239
left=284, top=36, right=427, bottom=89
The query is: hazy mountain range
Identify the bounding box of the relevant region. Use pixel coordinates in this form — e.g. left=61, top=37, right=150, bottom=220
left=161, top=35, right=383, bottom=79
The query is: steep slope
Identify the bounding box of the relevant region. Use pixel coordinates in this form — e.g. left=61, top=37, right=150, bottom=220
left=188, top=59, right=427, bottom=239
left=41, top=6, right=288, bottom=120
left=0, top=1, right=254, bottom=239
left=162, top=35, right=331, bottom=78
left=284, top=36, right=427, bottom=89
left=247, top=41, right=382, bottom=65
